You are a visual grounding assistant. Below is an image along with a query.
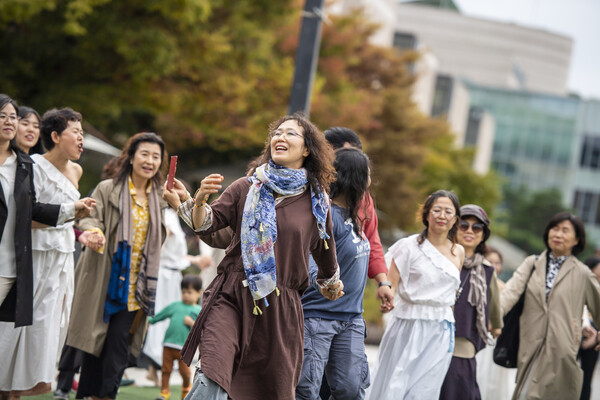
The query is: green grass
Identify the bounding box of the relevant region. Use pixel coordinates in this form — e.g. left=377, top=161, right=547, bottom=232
left=28, top=385, right=182, bottom=400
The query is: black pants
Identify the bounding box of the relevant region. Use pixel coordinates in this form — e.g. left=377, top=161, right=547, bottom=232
left=439, top=356, right=481, bottom=400
left=76, top=310, right=137, bottom=399
left=579, top=347, right=599, bottom=400
left=57, top=344, right=84, bottom=392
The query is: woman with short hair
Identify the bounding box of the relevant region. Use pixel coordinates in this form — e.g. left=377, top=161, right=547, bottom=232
left=501, top=212, right=600, bottom=399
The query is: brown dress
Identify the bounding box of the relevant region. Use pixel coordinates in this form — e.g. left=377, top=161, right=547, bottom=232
left=181, top=177, right=338, bottom=400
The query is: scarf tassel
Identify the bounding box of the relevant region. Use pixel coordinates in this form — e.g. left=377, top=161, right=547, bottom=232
left=251, top=288, right=282, bottom=316
left=252, top=300, right=263, bottom=316
left=324, top=239, right=329, bottom=250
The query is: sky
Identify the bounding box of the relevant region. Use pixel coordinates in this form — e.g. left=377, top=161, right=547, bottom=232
left=453, top=0, right=600, bottom=100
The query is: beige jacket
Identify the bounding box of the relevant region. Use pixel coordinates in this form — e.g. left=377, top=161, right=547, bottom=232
left=501, top=251, right=600, bottom=400
left=67, top=179, right=166, bottom=357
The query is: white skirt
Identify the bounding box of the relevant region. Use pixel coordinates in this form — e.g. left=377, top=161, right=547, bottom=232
left=367, top=318, right=454, bottom=400
left=0, top=250, right=73, bottom=390
left=476, top=344, right=517, bottom=400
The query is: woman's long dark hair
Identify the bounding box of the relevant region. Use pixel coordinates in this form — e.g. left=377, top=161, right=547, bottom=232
left=416, top=190, right=461, bottom=253
left=248, top=113, right=335, bottom=195
left=330, top=148, right=370, bottom=236
left=114, top=132, right=167, bottom=186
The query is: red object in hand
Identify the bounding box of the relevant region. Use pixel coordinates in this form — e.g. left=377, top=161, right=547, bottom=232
left=167, top=155, right=178, bottom=190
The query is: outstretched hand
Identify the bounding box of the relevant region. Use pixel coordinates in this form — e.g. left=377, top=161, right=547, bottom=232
left=74, top=197, right=96, bottom=219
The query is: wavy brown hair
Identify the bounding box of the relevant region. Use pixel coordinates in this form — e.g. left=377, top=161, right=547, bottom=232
left=248, top=113, right=335, bottom=195
left=114, top=132, right=168, bottom=186
left=416, top=190, right=461, bottom=254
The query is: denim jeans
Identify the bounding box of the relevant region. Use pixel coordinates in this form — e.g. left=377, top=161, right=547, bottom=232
left=296, top=317, right=370, bottom=400
left=184, top=368, right=228, bottom=400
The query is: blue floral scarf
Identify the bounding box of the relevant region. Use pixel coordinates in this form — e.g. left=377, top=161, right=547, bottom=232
left=241, top=161, right=330, bottom=311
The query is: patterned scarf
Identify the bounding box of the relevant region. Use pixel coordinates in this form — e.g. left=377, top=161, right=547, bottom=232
left=241, top=161, right=330, bottom=309
left=463, top=253, right=489, bottom=343
left=546, top=252, right=567, bottom=299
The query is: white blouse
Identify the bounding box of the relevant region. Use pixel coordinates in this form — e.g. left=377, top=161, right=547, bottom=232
left=31, top=154, right=79, bottom=253
left=387, top=234, right=460, bottom=322
left=0, top=152, right=18, bottom=278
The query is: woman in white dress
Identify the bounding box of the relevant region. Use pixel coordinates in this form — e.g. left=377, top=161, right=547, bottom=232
left=0, top=108, right=96, bottom=398
left=367, top=190, right=464, bottom=400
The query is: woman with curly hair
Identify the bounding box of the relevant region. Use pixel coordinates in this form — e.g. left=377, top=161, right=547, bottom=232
left=367, top=190, right=464, bottom=400
left=163, top=114, right=344, bottom=400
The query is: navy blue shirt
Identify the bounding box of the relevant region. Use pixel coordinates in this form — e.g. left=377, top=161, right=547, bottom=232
left=302, top=204, right=370, bottom=321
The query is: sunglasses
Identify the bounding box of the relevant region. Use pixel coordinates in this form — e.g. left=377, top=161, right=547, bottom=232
left=459, top=221, right=484, bottom=234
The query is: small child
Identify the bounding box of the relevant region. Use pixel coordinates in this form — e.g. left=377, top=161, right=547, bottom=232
left=149, top=274, right=203, bottom=400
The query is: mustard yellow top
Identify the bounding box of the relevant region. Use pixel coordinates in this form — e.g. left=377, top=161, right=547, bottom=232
left=127, top=176, right=151, bottom=312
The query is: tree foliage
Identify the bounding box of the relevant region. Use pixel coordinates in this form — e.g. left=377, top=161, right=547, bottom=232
left=498, top=186, right=569, bottom=254
left=1, top=1, right=501, bottom=231
left=305, top=9, right=501, bottom=229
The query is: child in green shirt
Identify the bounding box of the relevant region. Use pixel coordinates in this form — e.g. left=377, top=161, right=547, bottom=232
left=149, top=274, right=203, bottom=400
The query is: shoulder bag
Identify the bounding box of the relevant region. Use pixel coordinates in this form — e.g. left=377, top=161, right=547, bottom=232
left=493, top=256, right=537, bottom=368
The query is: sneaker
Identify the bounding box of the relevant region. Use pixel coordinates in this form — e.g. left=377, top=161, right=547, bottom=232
left=53, top=389, right=70, bottom=400
left=156, top=391, right=170, bottom=400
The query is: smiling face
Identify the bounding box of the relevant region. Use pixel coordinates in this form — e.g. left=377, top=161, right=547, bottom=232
left=0, top=103, right=18, bottom=144
left=269, top=119, right=310, bottom=169
left=16, top=113, right=40, bottom=153
left=426, top=196, right=458, bottom=235
left=53, top=120, right=84, bottom=160
left=457, top=216, right=484, bottom=254
left=547, top=219, right=579, bottom=257
left=131, top=141, right=162, bottom=182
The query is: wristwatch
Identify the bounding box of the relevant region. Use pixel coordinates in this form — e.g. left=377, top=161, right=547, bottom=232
left=378, top=281, right=392, bottom=288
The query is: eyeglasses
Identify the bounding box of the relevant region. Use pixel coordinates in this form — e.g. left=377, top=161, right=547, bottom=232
left=0, top=113, right=18, bottom=123
left=430, top=208, right=455, bottom=218
left=459, top=221, right=484, bottom=234
left=269, top=129, right=304, bottom=140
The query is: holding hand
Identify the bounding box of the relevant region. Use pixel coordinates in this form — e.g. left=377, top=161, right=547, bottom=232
left=320, top=280, right=345, bottom=301
left=74, top=197, right=96, bottom=219
left=163, top=177, right=189, bottom=210
left=79, top=229, right=105, bottom=252
left=377, top=284, right=394, bottom=313
left=581, top=325, right=598, bottom=350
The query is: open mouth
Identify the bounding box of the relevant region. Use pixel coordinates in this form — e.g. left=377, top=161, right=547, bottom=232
left=25, top=134, right=36, bottom=141
left=78, top=143, right=84, bottom=152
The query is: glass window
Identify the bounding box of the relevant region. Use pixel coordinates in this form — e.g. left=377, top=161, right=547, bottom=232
left=393, top=32, right=417, bottom=51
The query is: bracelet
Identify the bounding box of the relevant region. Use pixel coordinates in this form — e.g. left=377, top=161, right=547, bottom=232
left=193, top=187, right=207, bottom=208
left=378, top=281, right=392, bottom=288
